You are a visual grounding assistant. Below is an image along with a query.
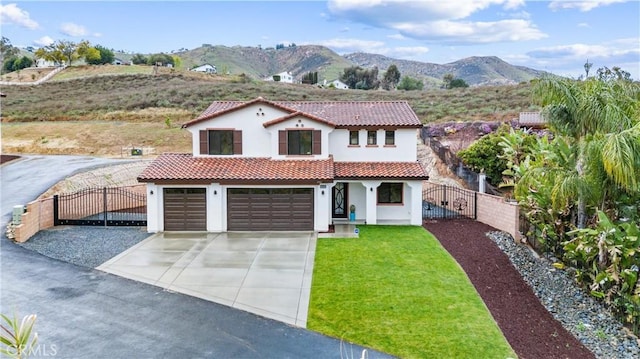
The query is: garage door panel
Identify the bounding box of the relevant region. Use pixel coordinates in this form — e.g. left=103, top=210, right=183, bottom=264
left=227, top=188, right=313, bottom=231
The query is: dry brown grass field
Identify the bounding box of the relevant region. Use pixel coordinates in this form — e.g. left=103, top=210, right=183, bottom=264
left=0, top=65, right=537, bottom=157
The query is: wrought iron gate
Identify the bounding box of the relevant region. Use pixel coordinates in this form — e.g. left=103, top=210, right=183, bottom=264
left=53, top=187, right=147, bottom=226
left=423, top=185, right=476, bottom=220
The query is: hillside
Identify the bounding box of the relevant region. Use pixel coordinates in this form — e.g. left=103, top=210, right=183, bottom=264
left=169, top=44, right=546, bottom=87
left=344, top=53, right=547, bottom=86
left=176, top=44, right=353, bottom=83
left=0, top=69, right=536, bottom=156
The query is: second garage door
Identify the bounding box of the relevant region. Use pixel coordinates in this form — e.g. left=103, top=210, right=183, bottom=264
left=227, top=188, right=314, bottom=231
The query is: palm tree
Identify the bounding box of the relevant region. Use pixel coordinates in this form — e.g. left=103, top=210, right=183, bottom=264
left=532, top=76, right=640, bottom=227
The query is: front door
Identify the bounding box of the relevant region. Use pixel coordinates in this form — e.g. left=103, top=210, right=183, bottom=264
left=332, top=182, right=348, bottom=218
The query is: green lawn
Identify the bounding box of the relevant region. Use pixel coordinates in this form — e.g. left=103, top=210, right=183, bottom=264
left=308, top=225, right=516, bottom=359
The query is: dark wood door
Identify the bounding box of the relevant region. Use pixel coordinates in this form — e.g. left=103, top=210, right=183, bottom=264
left=227, top=188, right=313, bottom=231
left=163, top=188, right=206, bottom=231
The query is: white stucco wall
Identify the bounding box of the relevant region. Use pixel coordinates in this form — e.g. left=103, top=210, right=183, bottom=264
left=329, top=128, right=417, bottom=162
left=187, top=104, right=290, bottom=157
left=332, top=180, right=423, bottom=225
left=148, top=183, right=329, bottom=232
left=187, top=105, right=336, bottom=158
left=146, top=183, right=160, bottom=232
left=267, top=115, right=334, bottom=159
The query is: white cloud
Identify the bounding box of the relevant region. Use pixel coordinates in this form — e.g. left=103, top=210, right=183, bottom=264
left=326, top=0, right=544, bottom=45
left=577, top=22, right=591, bottom=27
left=60, top=22, right=87, bottom=37
left=317, top=38, right=386, bottom=53
left=549, top=0, right=626, bottom=12
left=395, top=19, right=546, bottom=43
left=387, top=34, right=405, bottom=40
left=34, top=36, right=54, bottom=47
left=0, top=3, right=38, bottom=29
left=328, top=0, right=525, bottom=22
left=522, top=38, right=640, bottom=78
left=389, top=46, right=429, bottom=59
left=339, top=26, right=350, bottom=32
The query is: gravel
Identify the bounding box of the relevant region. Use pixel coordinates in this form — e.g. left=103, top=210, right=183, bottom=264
left=488, top=231, right=640, bottom=359
left=17, top=226, right=150, bottom=268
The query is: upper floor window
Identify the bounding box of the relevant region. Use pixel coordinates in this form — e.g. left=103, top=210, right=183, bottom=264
left=385, top=130, right=395, bottom=145
left=367, top=130, right=377, bottom=145
left=377, top=182, right=403, bottom=204
left=279, top=129, right=321, bottom=155
left=288, top=130, right=312, bottom=155
left=349, top=130, right=359, bottom=145
left=199, top=129, right=242, bottom=155
left=209, top=130, right=233, bottom=155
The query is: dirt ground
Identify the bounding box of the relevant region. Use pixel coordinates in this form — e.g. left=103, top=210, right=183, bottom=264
left=424, top=219, right=594, bottom=359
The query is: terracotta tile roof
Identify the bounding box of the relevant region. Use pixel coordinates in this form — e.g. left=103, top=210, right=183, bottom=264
left=278, top=101, right=422, bottom=128
left=137, top=153, right=335, bottom=183
left=183, top=97, right=422, bottom=128
left=334, top=161, right=429, bottom=180
left=262, top=111, right=337, bottom=128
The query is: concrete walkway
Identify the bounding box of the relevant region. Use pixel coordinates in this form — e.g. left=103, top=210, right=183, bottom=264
left=98, top=231, right=316, bottom=327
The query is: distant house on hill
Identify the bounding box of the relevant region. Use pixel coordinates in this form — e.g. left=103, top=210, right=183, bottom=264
left=518, top=112, right=546, bottom=128
left=35, top=58, right=57, bottom=68
left=324, top=79, right=349, bottom=90
left=191, top=63, right=217, bottom=74
left=266, top=71, right=294, bottom=83
left=112, top=58, right=131, bottom=65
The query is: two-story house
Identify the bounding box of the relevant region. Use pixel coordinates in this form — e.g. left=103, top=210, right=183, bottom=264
left=138, top=97, right=428, bottom=232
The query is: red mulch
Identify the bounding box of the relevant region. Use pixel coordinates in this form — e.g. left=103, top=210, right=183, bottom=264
left=1, top=155, right=20, bottom=164
left=424, top=219, right=594, bottom=359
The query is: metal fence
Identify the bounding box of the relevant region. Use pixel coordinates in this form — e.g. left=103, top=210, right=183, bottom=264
left=53, top=186, right=147, bottom=226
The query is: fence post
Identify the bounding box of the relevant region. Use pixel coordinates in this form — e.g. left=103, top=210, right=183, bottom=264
left=53, top=195, right=59, bottom=226
left=474, top=192, right=478, bottom=220
left=103, top=187, right=108, bottom=227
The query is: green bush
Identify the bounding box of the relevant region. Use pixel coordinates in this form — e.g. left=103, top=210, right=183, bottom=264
left=458, top=125, right=511, bottom=185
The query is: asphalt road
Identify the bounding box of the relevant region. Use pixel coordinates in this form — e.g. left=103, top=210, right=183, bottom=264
left=0, top=155, right=392, bottom=359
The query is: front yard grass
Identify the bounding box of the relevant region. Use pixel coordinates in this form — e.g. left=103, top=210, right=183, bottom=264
left=308, top=225, right=515, bottom=359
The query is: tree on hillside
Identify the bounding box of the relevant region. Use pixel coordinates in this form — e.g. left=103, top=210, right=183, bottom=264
left=35, top=40, right=91, bottom=66
left=86, top=45, right=115, bottom=65
left=0, top=37, right=19, bottom=63
left=583, top=59, right=593, bottom=79
left=442, top=73, right=469, bottom=89
left=596, top=66, right=631, bottom=82
left=382, top=64, right=401, bottom=90
left=131, top=53, right=147, bottom=65
left=147, top=53, right=174, bottom=66
left=396, top=76, right=423, bottom=91
left=301, top=71, right=318, bottom=85
left=442, top=73, right=454, bottom=89
left=172, top=55, right=182, bottom=69
left=3, top=56, right=33, bottom=73
left=83, top=47, right=102, bottom=64
left=449, top=78, right=469, bottom=88
left=340, top=65, right=380, bottom=90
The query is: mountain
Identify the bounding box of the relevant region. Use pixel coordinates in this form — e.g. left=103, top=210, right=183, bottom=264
left=343, top=52, right=547, bottom=86
left=129, top=44, right=547, bottom=87
left=176, top=44, right=353, bottom=83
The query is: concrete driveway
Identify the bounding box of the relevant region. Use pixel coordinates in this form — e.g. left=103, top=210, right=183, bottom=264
left=1, top=155, right=393, bottom=358
left=98, top=231, right=316, bottom=327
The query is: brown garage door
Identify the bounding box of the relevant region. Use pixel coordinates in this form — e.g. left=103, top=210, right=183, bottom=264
left=163, top=188, right=206, bottom=231
left=227, top=188, right=313, bottom=231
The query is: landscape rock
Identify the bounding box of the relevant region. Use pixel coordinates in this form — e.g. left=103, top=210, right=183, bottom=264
left=487, top=231, right=640, bottom=359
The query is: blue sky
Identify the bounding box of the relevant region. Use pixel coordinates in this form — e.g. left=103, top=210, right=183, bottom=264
left=1, top=1, right=639, bottom=79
